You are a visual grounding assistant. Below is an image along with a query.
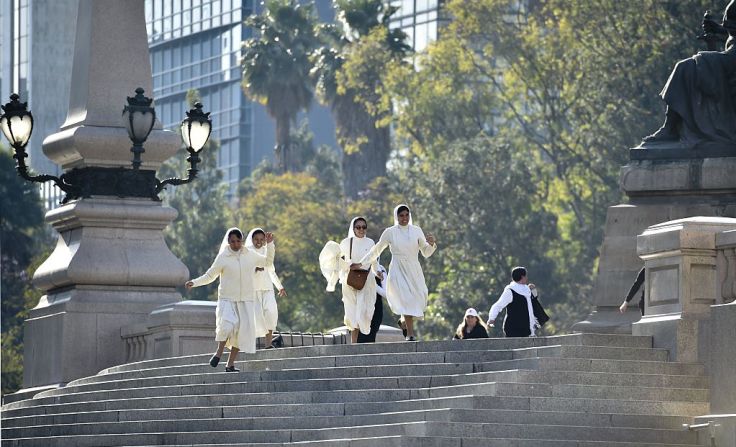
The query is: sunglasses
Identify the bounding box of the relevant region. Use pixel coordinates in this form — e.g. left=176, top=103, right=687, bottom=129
left=354, top=225, right=367, bottom=230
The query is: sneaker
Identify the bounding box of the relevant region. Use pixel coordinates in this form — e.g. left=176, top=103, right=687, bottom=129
left=225, top=365, right=239, bottom=372
left=405, top=336, right=416, bottom=342
left=209, top=355, right=220, bottom=368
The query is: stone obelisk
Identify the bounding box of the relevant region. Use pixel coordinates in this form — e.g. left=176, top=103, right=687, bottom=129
left=23, top=0, right=188, bottom=389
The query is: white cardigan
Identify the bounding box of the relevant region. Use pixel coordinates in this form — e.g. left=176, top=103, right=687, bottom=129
left=191, top=242, right=274, bottom=301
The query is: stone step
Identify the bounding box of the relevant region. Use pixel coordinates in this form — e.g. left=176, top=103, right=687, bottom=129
left=98, top=334, right=653, bottom=375
left=8, top=347, right=673, bottom=408
left=1, top=380, right=709, bottom=423
left=1, top=407, right=693, bottom=432
left=115, top=438, right=700, bottom=447
left=420, top=421, right=697, bottom=444
left=75, top=344, right=669, bottom=389
left=350, top=395, right=709, bottom=418
left=8, top=369, right=709, bottom=411
left=0, top=419, right=699, bottom=447
left=31, top=364, right=709, bottom=403
left=478, top=357, right=705, bottom=376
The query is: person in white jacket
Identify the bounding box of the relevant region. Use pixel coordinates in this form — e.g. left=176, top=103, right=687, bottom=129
left=245, top=227, right=286, bottom=349
left=358, top=205, right=436, bottom=341
left=340, top=217, right=380, bottom=343
left=185, top=227, right=274, bottom=371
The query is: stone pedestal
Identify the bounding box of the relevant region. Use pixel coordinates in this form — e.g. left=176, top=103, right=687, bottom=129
left=24, top=199, right=188, bottom=387
left=574, top=150, right=736, bottom=333
left=630, top=217, right=736, bottom=362
left=20, top=0, right=188, bottom=388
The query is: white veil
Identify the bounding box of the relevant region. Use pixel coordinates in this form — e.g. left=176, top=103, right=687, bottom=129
left=347, top=216, right=367, bottom=238
left=393, top=204, right=413, bottom=227
left=244, top=227, right=265, bottom=253
left=218, top=227, right=244, bottom=255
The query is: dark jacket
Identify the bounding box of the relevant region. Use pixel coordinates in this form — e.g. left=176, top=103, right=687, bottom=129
left=454, top=324, right=489, bottom=339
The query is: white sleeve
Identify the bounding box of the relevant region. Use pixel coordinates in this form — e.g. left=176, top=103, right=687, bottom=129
left=268, top=264, right=283, bottom=290
left=358, top=229, right=390, bottom=265
left=190, top=253, right=224, bottom=287
left=250, top=242, right=274, bottom=267
left=416, top=226, right=437, bottom=258
left=488, top=288, right=513, bottom=321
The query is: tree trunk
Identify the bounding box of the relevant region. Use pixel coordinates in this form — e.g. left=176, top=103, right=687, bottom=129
left=335, top=95, right=390, bottom=199
left=275, top=114, right=292, bottom=173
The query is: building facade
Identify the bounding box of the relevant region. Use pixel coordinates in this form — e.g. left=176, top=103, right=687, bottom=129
left=1, top=0, right=78, bottom=210
left=145, top=0, right=337, bottom=199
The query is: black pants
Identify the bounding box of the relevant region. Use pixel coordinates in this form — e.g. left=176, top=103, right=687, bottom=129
left=357, top=295, right=383, bottom=343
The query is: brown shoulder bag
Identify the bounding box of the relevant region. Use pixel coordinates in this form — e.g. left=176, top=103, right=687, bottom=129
left=346, top=238, right=369, bottom=290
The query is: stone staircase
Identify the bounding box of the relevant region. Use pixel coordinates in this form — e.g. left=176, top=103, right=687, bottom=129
left=1, top=333, right=711, bottom=446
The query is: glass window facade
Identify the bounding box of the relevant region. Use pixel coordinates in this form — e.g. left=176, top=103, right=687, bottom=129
left=390, top=0, right=444, bottom=53
left=147, top=0, right=255, bottom=197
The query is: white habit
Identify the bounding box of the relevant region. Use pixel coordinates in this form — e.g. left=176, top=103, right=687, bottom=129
left=245, top=228, right=284, bottom=336
left=339, top=222, right=378, bottom=335
left=359, top=206, right=436, bottom=317
left=190, top=227, right=273, bottom=353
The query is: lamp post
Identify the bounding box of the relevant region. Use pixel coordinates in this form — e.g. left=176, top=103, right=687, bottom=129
left=1, top=90, right=212, bottom=203
left=0, top=94, right=75, bottom=195
left=122, top=87, right=156, bottom=170
left=155, top=102, right=212, bottom=193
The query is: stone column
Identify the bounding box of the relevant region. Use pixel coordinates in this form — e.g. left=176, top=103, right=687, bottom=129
left=631, top=217, right=736, bottom=362
left=22, top=0, right=188, bottom=388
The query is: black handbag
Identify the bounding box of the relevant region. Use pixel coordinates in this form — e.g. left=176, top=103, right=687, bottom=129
left=346, top=238, right=369, bottom=290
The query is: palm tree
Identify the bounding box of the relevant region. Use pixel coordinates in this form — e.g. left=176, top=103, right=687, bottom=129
left=312, top=0, right=411, bottom=198
left=242, top=0, right=318, bottom=172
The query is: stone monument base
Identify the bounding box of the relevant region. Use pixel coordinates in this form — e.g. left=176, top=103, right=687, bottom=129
left=23, top=287, right=181, bottom=388
left=574, top=154, right=736, bottom=334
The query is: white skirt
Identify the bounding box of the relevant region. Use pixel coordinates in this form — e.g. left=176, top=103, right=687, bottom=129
left=342, top=275, right=377, bottom=335
left=215, top=299, right=255, bottom=353
left=254, top=289, right=278, bottom=334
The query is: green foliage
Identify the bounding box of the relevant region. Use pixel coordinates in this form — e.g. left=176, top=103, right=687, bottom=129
left=160, top=92, right=233, bottom=301
left=241, top=0, right=319, bottom=171
left=398, top=136, right=562, bottom=338
left=379, top=0, right=714, bottom=335
left=0, top=145, right=49, bottom=394
left=311, top=0, right=410, bottom=197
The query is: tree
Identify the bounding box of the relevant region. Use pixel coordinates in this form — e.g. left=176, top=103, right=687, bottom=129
left=397, top=136, right=563, bottom=338
left=159, top=91, right=233, bottom=301
left=241, top=0, right=319, bottom=172
left=311, top=0, right=411, bottom=198
left=0, top=145, right=49, bottom=394
left=380, top=0, right=713, bottom=332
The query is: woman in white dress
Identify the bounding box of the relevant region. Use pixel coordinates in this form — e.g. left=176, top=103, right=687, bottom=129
left=245, top=227, right=287, bottom=349
left=358, top=205, right=436, bottom=341
left=339, top=217, right=380, bottom=343
left=185, top=227, right=274, bottom=371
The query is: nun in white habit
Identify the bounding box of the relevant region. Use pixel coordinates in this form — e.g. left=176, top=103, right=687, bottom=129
left=358, top=205, right=436, bottom=341
left=245, top=227, right=286, bottom=349
left=339, top=217, right=379, bottom=343
left=185, top=227, right=274, bottom=371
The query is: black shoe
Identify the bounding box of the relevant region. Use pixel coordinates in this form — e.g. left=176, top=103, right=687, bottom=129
left=225, top=365, right=239, bottom=372
left=397, top=318, right=407, bottom=337
left=209, top=355, right=220, bottom=367
left=405, top=336, right=416, bottom=342
left=271, top=334, right=283, bottom=348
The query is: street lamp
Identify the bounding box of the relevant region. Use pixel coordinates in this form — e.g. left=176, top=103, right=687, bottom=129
left=1, top=90, right=212, bottom=203
left=154, top=102, right=212, bottom=193
left=0, top=93, right=74, bottom=195
left=122, top=87, right=156, bottom=170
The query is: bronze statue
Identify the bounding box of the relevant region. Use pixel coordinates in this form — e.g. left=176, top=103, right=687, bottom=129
left=642, top=0, right=736, bottom=149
